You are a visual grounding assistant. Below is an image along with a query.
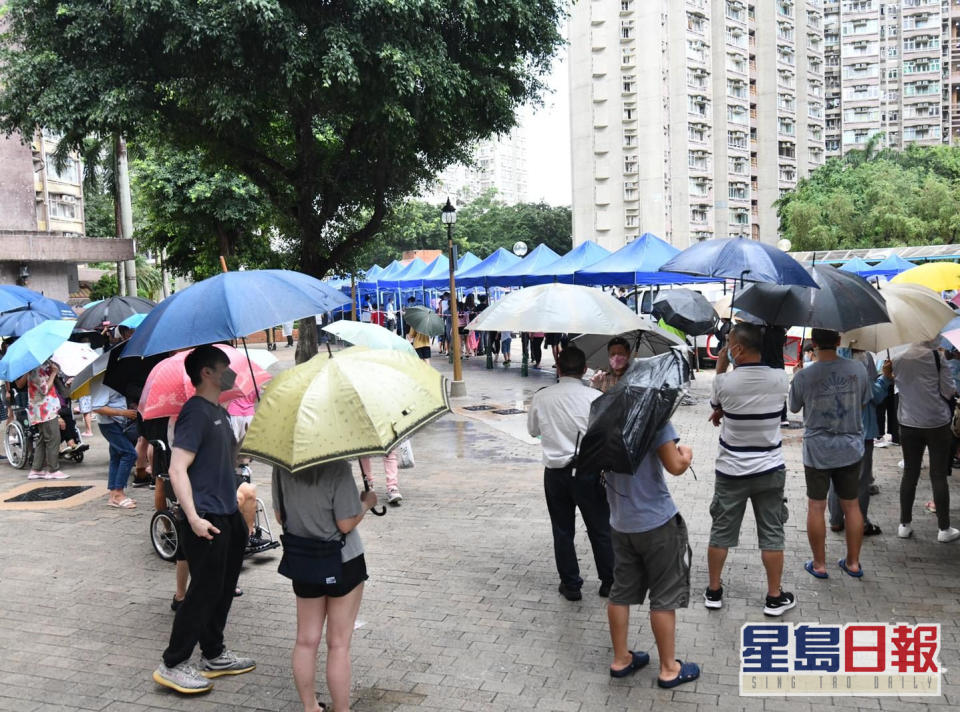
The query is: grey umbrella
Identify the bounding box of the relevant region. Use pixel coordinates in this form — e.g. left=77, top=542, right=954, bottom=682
left=651, top=289, right=718, bottom=336
left=732, top=264, right=889, bottom=331
left=571, top=326, right=686, bottom=371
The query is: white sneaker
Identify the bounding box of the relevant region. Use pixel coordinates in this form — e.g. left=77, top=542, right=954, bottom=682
left=44, top=471, right=68, bottom=480
left=938, top=527, right=960, bottom=543
left=898, top=524, right=913, bottom=539
left=874, top=439, right=890, bottom=449
left=387, top=488, right=403, bottom=505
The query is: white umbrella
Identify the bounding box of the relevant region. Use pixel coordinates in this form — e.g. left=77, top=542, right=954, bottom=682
left=465, top=283, right=650, bottom=335
left=244, top=347, right=279, bottom=370
left=51, top=341, right=99, bottom=377
left=841, top=282, right=956, bottom=352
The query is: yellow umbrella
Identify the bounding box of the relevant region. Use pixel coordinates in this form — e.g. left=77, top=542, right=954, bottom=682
left=891, top=262, right=960, bottom=292
left=239, top=346, right=450, bottom=472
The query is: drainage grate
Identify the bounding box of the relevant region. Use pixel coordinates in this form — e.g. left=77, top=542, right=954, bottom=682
left=4, top=485, right=93, bottom=503
left=493, top=408, right=526, bottom=415
left=462, top=405, right=496, bottom=411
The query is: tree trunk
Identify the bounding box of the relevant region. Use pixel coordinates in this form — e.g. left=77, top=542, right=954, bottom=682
left=295, top=315, right=318, bottom=364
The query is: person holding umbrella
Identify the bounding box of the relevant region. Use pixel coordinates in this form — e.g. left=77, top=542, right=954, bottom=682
left=16, top=359, right=66, bottom=481
left=590, top=337, right=631, bottom=393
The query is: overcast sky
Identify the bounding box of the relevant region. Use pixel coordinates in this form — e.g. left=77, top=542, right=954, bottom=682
left=523, top=47, right=572, bottom=207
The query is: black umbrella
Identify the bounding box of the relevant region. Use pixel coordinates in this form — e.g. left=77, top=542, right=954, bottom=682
left=103, top=340, right=168, bottom=403
left=732, top=264, right=889, bottom=331
left=651, top=289, right=718, bottom=336
left=571, top=327, right=686, bottom=371
left=75, top=296, right=156, bottom=330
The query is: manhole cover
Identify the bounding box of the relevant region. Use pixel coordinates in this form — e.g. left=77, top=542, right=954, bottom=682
left=463, top=405, right=496, bottom=411
left=4, top=485, right=93, bottom=503
left=493, top=408, right=526, bottom=415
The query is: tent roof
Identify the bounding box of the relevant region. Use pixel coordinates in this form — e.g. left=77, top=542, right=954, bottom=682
left=860, top=253, right=916, bottom=278
left=456, top=247, right=522, bottom=288
left=524, top=240, right=611, bottom=285
left=397, top=254, right=450, bottom=289
left=457, top=252, right=481, bottom=271
left=574, top=233, right=710, bottom=286
left=484, top=244, right=562, bottom=288
left=838, top=257, right=874, bottom=275
left=378, top=257, right=429, bottom=289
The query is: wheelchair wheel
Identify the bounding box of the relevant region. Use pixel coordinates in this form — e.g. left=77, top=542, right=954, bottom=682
left=70, top=450, right=84, bottom=463
left=5, top=421, right=30, bottom=469
left=150, top=510, right=180, bottom=561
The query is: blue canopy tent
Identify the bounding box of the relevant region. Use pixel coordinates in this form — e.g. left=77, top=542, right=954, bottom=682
left=838, top=257, right=874, bottom=276
left=357, top=260, right=400, bottom=292
left=484, top=244, right=562, bottom=288
left=524, top=240, right=611, bottom=286
left=457, top=252, right=481, bottom=271
left=406, top=255, right=451, bottom=290
left=378, top=258, right=430, bottom=290
left=574, top=232, right=712, bottom=286
left=860, top=253, right=915, bottom=279
left=456, top=248, right=522, bottom=288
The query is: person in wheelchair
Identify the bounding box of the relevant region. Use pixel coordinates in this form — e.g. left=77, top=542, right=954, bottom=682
left=54, top=373, right=88, bottom=457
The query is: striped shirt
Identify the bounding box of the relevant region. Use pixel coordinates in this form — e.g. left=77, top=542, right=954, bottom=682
left=710, top=363, right=790, bottom=478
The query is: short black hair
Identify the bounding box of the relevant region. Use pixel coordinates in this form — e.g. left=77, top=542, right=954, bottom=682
left=606, top=336, right=630, bottom=353
left=556, top=346, right=587, bottom=376
left=730, top=323, right=763, bottom=353
left=184, top=344, right=229, bottom=387
left=811, top=329, right=841, bottom=350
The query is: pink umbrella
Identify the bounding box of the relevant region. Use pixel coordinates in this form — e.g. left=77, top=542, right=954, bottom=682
left=138, top=344, right=272, bottom=420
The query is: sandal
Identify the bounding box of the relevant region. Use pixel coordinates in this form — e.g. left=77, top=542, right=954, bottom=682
left=609, top=650, right=650, bottom=678
left=657, top=660, right=701, bottom=688
left=925, top=501, right=937, bottom=514
left=804, top=560, right=828, bottom=579
left=108, top=497, right=136, bottom=509
left=838, top=558, right=864, bottom=578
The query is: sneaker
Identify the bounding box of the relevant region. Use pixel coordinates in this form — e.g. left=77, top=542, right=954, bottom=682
left=44, top=471, right=68, bottom=480
left=703, top=586, right=723, bottom=609
left=874, top=439, right=890, bottom=449
left=868, top=484, right=880, bottom=495
left=780, top=420, right=790, bottom=427
left=387, top=488, right=403, bottom=505
left=938, top=527, right=960, bottom=543
left=153, top=661, right=213, bottom=694
left=898, top=523, right=913, bottom=539
left=200, top=650, right=256, bottom=678
left=245, top=534, right=272, bottom=553
left=558, top=582, right=582, bottom=601
left=27, top=470, right=46, bottom=480
left=763, top=590, right=797, bottom=617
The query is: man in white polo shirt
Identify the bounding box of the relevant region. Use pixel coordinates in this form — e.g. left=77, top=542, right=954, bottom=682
left=706, top=323, right=795, bottom=616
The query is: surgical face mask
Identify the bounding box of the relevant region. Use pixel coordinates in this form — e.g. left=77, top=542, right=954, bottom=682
left=609, top=355, right=628, bottom=371
left=803, top=353, right=813, bottom=363
left=218, top=367, right=237, bottom=391
left=728, top=346, right=738, bottom=367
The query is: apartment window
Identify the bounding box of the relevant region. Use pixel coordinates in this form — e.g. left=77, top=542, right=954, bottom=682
left=726, top=1, right=745, bottom=22
left=729, top=156, right=748, bottom=175
left=843, top=106, right=879, bottom=122
left=727, top=104, right=748, bottom=124
left=624, top=132, right=637, bottom=147
left=887, top=68, right=899, bottom=80
left=842, top=84, right=879, bottom=100
left=903, top=59, right=939, bottom=75
left=887, top=46, right=898, bottom=58
left=623, top=106, right=636, bottom=121
left=726, top=27, right=747, bottom=49
left=777, top=23, right=795, bottom=42
left=826, top=138, right=841, bottom=151
left=687, top=39, right=707, bottom=62
left=809, top=125, right=823, bottom=140
left=777, top=1, right=793, bottom=18
left=777, top=93, right=796, bottom=111
left=624, top=181, right=638, bottom=201
left=903, top=81, right=940, bottom=97
left=688, top=95, right=708, bottom=116
left=779, top=165, right=797, bottom=182
left=842, top=63, right=878, bottom=80
left=621, top=20, right=634, bottom=39
left=688, top=151, right=709, bottom=170
left=778, top=141, right=796, bottom=159
left=45, top=155, right=79, bottom=184
left=778, top=70, right=795, bottom=89
left=687, top=12, right=706, bottom=33
left=688, top=68, right=707, bottom=89
left=903, top=14, right=934, bottom=30
left=810, top=147, right=824, bottom=163
left=903, top=125, right=942, bottom=141
left=842, top=40, right=878, bottom=58
left=727, top=79, right=747, bottom=99
left=808, top=102, right=823, bottom=119
left=624, top=155, right=638, bottom=173
left=622, top=49, right=635, bottom=66
left=48, top=194, right=79, bottom=220
left=777, top=46, right=795, bottom=66
left=842, top=129, right=871, bottom=144
left=903, top=35, right=939, bottom=52
left=728, top=130, right=748, bottom=149
left=903, top=104, right=937, bottom=119
left=778, top=118, right=795, bottom=136
left=825, top=32, right=839, bottom=46
left=621, top=0, right=632, bottom=11
left=691, top=207, right=709, bottom=224
left=625, top=214, right=639, bottom=228
left=841, top=0, right=874, bottom=11
left=729, top=182, right=748, bottom=200
left=728, top=53, right=747, bottom=74
left=689, top=178, right=709, bottom=197
left=689, top=123, right=707, bottom=142
left=622, top=75, right=636, bottom=93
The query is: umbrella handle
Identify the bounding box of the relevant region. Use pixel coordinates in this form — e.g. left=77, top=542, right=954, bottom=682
left=358, top=459, right=387, bottom=516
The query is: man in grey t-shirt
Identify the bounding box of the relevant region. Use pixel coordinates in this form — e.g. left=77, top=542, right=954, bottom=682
left=789, top=329, right=871, bottom=580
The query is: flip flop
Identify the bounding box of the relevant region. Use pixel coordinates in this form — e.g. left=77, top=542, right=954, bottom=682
left=804, top=560, right=828, bottom=579
left=838, top=558, right=863, bottom=578
left=108, top=498, right=136, bottom=509
left=609, top=650, right=650, bottom=678
left=657, top=660, right=701, bottom=688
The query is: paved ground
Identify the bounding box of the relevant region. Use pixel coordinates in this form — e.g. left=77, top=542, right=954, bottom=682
left=1, top=346, right=959, bottom=711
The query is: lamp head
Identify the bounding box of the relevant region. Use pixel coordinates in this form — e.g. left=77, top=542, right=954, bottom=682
left=441, top=198, right=457, bottom=225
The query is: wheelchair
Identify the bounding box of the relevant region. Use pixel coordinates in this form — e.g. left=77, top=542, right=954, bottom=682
left=4, top=396, right=87, bottom=470
left=149, top=439, right=280, bottom=562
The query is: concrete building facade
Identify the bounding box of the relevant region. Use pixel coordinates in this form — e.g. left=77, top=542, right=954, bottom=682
left=423, top=127, right=529, bottom=206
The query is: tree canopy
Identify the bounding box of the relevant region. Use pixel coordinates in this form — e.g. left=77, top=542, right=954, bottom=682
left=777, top=141, right=960, bottom=251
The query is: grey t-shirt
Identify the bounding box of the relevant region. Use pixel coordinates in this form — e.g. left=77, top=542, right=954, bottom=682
left=788, top=357, right=871, bottom=469
left=604, top=422, right=679, bottom=534
left=271, top=460, right=364, bottom=562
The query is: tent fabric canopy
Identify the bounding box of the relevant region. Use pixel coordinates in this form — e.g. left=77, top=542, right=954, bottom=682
left=860, top=254, right=915, bottom=279
left=484, top=244, right=562, bottom=288
left=396, top=255, right=450, bottom=289
left=838, top=257, right=874, bottom=276
left=574, top=233, right=711, bottom=286
left=456, top=248, right=523, bottom=288
left=378, top=258, right=430, bottom=290
left=524, top=240, right=611, bottom=286
left=457, top=252, right=481, bottom=271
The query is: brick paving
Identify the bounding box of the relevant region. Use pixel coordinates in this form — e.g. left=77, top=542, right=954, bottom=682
left=0, top=349, right=959, bottom=711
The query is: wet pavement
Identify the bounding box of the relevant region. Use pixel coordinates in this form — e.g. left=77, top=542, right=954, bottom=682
left=0, top=346, right=958, bottom=711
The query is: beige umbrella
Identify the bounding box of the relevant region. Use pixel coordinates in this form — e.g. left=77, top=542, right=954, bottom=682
left=713, top=292, right=733, bottom=316
left=841, top=282, right=956, bottom=352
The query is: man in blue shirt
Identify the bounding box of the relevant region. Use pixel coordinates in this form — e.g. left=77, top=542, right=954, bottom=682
left=153, top=345, right=255, bottom=694
left=604, top=420, right=700, bottom=688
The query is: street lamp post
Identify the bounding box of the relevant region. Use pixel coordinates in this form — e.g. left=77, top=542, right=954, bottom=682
left=442, top=199, right=466, bottom=397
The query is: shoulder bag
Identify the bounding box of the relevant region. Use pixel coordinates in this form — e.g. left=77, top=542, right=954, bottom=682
left=275, top=475, right=346, bottom=585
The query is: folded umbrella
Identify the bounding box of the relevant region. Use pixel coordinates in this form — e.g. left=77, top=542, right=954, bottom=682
left=138, top=344, right=272, bottom=420
left=571, top=328, right=686, bottom=371
left=659, top=237, right=819, bottom=288
left=841, top=283, right=955, bottom=352
left=466, top=283, right=649, bottom=335
left=74, top=295, right=156, bottom=330
left=891, top=262, right=960, bottom=293
left=0, top=319, right=75, bottom=381
left=322, top=320, right=416, bottom=353
left=239, top=346, right=450, bottom=471
left=651, top=289, right=718, bottom=336
left=50, top=341, right=99, bottom=377
left=732, top=265, right=889, bottom=331
left=403, top=306, right=445, bottom=338
left=122, top=270, right=350, bottom=357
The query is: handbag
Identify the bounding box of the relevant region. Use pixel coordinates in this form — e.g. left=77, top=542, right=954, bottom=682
left=396, top=439, right=415, bottom=469
left=932, top=351, right=960, bottom=438
left=275, top=476, right=345, bottom=585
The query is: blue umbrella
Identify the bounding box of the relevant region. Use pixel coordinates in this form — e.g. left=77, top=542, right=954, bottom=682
left=659, top=237, right=819, bottom=288
left=119, top=312, right=148, bottom=329
left=0, top=285, right=46, bottom=313
left=0, top=319, right=75, bottom=381
left=121, top=269, right=351, bottom=357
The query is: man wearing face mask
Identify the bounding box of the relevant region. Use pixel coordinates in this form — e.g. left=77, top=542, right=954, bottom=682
left=591, top=336, right=631, bottom=393
left=153, top=344, right=255, bottom=695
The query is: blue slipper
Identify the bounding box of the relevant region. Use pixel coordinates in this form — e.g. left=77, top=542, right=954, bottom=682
left=658, top=660, right=701, bottom=688
left=838, top=558, right=863, bottom=578
left=609, top=650, right=650, bottom=678
left=804, top=560, right=828, bottom=579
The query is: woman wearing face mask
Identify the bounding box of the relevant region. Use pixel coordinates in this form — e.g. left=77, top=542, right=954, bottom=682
left=591, top=337, right=632, bottom=393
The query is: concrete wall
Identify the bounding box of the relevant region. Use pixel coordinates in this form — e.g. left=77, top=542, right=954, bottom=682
left=0, top=262, right=78, bottom=301
left=0, top=134, right=38, bottom=231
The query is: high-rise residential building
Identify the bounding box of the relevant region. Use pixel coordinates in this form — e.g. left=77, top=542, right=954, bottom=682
left=422, top=126, right=528, bottom=206
left=570, top=0, right=826, bottom=250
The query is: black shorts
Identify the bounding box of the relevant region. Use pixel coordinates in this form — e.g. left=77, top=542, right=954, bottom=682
left=415, top=346, right=431, bottom=360
left=545, top=333, right=562, bottom=346
left=293, top=554, right=368, bottom=598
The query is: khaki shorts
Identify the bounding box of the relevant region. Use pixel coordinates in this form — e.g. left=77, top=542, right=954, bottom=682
left=708, top=468, right=788, bottom=550
left=609, top=514, right=691, bottom=610
left=805, top=461, right=860, bottom=501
